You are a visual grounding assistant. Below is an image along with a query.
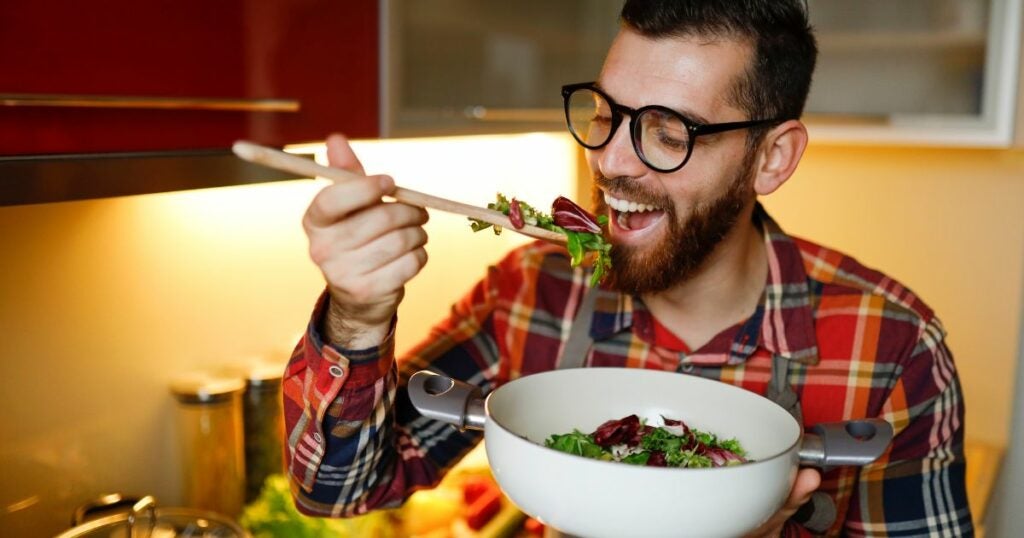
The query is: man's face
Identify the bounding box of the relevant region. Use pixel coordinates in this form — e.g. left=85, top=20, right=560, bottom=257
left=588, top=29, right=759, bottom=294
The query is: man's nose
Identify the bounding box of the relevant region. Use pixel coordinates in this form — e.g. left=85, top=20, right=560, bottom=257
left=595, top=119, right=648, bottom=179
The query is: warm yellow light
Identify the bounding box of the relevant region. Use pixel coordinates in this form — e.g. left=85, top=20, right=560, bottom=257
left=134, top=133, right=576, bottom=248
left=134, top=133, right=578, bottom=354
left=288, top=132, right=578, bottom=210
left=137, top=180, right=322, bottom=247
left=147, top=132, right=577, bottom=244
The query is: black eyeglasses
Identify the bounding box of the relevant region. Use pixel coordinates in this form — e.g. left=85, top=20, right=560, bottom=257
left=561, top=82, right=784, bottom=173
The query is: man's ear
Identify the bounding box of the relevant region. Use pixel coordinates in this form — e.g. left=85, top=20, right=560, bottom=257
left=753, top=120, right=808, bottom=196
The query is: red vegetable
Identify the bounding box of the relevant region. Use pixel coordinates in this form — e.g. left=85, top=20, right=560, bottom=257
left=551, top=196, right=602, bottom=234
left=704, top=446, right=747, bottom=466
left=646, top=451, right=667, bottom=467
left=508, top=198, right=525, bottom=229
left=662, top=416, right=692, bottom=437
left=592, top=414, right=644, bottom=447
left=462, top=475, right=494, bottom=505
left=465, top=484, right=503, bottom=530
left=524, top=517, right=545, bottom=535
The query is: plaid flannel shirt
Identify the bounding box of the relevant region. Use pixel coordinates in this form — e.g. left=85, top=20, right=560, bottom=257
left=283, top=204, right=972, bottom=536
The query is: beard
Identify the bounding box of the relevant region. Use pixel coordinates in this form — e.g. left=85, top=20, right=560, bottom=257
left=593, top=152, right=756, bottom=295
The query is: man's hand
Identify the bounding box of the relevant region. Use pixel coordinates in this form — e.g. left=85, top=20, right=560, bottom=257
left=303, top=133, right=430, bottom=348
left=744, top=468, right=822, bottom=537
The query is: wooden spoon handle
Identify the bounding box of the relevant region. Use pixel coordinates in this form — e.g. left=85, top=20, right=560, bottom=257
left=232, top=141, right=565, bottom=244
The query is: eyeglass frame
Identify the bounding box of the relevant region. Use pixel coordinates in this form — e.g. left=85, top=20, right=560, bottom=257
left=561, top=82, right=785, bottom=173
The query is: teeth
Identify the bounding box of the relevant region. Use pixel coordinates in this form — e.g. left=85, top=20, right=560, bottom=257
left=604, top=192, right=657, bottom=213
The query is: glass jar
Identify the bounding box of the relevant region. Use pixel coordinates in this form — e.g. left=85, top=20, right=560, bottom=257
left=170, top=373, right=246, bottom=519
left=242, top=363, right=285, bottom=503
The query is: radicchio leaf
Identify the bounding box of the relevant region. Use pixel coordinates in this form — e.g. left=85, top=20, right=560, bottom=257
left=662, top=416, right=691, bottom=437
left=508, top=198, right=525, bottom=229
left=591, top=414, right=643, bottom=448
left=704, top=447, right=747, bottom=467
left=646, top=451, right=667, bottom=467
left=551, top=196, right=602, bottom=234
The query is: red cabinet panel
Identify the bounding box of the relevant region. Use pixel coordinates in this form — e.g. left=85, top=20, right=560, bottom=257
left=0, top=0, right=378, bottom=155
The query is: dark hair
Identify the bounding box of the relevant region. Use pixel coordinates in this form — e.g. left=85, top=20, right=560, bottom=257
left=620, top=0, right=817, bottom=144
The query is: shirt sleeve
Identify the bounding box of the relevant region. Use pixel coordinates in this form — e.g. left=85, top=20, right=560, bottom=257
left=783, top=520, right=815, bottom=537
left=283, top=261, right=511, bottom=517
left=840, top=319, right=973, bottom=536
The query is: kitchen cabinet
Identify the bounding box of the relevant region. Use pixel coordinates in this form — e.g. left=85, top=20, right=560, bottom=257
left=384, top=0, right=621, bottom=137
left=386, top=0, right=1023, bottom=147
left=0, top=0, right=378, bottom=205
left=0, top=0, right=378, bottom=155
left=804, top=0, right=1023, bottom=147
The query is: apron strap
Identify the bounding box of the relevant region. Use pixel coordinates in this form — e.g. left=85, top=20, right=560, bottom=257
left=766, top=353, right=804, bottom=426
left=768, top=353, right=836, bottom=533
left=557, top=287, right=599, bottom=369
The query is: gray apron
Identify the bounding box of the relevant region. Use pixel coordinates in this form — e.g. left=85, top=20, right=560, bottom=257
left=551, top=288, right=835, bottom=536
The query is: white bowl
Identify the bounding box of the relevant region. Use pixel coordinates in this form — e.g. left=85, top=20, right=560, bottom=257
left=483, top=368, right=799, bottom=538
left=408, top=367, right=891, bottom=538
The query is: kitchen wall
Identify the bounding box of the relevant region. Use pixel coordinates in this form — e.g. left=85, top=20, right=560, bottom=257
left=0, top=133, right=577, bottom=537
left=1, top=133, right=1021, bottom=536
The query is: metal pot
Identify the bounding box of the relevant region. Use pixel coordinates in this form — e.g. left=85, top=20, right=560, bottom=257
left=409, top=368, right=893, bottom=538
left=56, top=494, right=248, bottom=538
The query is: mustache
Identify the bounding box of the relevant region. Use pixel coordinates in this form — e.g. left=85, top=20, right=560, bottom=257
left=593, top=173, right=673, bottom=209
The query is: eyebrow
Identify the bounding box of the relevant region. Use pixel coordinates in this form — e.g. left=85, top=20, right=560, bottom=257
left=592, top=80, right=713, bottom=126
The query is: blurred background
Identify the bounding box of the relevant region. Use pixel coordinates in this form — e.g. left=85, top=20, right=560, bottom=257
left=1, top=0, right=1022, bottom=536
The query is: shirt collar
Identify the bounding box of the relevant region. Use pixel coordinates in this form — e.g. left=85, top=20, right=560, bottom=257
left=589, top=203, right=819, bottom=365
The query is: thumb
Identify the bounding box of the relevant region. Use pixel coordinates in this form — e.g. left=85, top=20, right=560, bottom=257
left=325, top=133, right=367, bottom=176
left=742, top=468, right=823, bottom=538
left=790, top=468, right=822, bottom=508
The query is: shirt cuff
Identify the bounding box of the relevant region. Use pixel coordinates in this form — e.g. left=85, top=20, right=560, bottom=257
left=303, top=290, right=396, bottom=390
left=783, top=519, right=815, bottom=537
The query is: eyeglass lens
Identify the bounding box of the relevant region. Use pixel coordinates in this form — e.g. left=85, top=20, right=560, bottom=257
left=566, top=87, right=691, bottom=171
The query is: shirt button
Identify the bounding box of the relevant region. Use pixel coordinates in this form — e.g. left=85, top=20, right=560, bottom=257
left=328, top=365, right=345, bottom=377
left=681, top=364, right=696, bottom=373
left=313, top=432, right=323, bottom=444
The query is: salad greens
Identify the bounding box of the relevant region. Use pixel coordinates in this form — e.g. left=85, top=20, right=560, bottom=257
left=544, top=414, right=748, bottom=468
left=241, top=474, right=398, bottom=538
left=469, top=193, right=612, bottom=286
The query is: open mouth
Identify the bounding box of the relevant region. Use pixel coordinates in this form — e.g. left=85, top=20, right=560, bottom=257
left=604, top=191, right=666, bottom=234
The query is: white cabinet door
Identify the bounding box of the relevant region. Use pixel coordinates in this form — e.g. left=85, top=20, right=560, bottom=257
left=805, top=0, right=1022, bottom=146
left=383, top=0, right=620, bottom=137
left=383, top=0, right=1022, bottom=146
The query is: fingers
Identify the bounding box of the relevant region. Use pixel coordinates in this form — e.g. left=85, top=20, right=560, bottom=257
left=321, top=245, right=429, bottom=304
left=789, top=468, right=822, bottom=507
left=333, top=202, right=429, bottom=251
left=743, top=468, right=822, bottom=537
left=325, top=133, right=367, bottom=176
left=329, top=225, right=429, bottom=277
left=307, top=201, right=428, bottom=262
left=304, top=174, right=397, bottom=229
left=376, top=246, right=429, bottom=295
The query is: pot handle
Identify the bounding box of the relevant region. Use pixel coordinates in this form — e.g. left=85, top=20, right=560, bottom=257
left=126, top=496, right=157, bottom=536
left=71, top=494, right=156, bottom=535
left=798, top=418, right=894, bottom=467
left=407, top=370, right=487, bottom=431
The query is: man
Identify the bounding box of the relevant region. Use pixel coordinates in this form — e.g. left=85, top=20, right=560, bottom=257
left=284, top=1, right=972, bottom=535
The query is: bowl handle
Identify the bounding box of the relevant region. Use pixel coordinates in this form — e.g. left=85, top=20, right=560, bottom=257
left=798, top=418, right=894, bottom=467
left=407, top=370, right=487, bottom=431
